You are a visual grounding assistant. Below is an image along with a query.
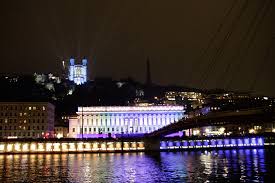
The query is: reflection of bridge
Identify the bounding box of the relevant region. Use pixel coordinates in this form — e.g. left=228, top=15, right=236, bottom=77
left=147, top=107, right=275, bottom=138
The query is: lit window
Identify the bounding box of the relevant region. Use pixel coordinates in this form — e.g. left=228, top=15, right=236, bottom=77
left=42, top=106, right=46, bottom=111
left=29, top=107, right=32, bottom=110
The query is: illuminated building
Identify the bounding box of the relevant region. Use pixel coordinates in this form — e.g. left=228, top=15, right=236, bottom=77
left=0, top=102, right=55, bottom=138
left=68, top=58, right=88, bottom=85
left=69, top=106, right=185, bottom=138
left=54, top=126, right=68, bottom=139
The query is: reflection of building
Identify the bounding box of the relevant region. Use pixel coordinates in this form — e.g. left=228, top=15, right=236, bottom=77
left=69, top=106, right=185, bottom=138
left=0, top=102, right=55, bottom=139
left=68, top=58, right=88, bottom=85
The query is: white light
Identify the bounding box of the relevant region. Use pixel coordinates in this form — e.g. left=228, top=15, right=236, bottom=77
left=56, top=133, right=63, bottom=139
left=272, top=129, right=275, bottom=133
left=0, top=144, right=5, bottom=151
left=7, top=144, right=13, bottom=151
left=193, top=130, right=200, bottom=136
left=249, top=129, right=255, bottom=134
left=22, top=144, right=29, bottom=151
left=219, top=127, right=225, bottom=133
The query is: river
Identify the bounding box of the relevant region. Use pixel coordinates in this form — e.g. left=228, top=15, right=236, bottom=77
left=0, top=148, right=274, bottom=182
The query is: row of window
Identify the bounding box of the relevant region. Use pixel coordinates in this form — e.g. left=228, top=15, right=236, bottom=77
left=72, top=126, right=161, bottom=134
left=0, top=126, right=45, bottom=130
left=0, top=106, right=46, bottom=111
left=0, top=118, right=45, bottom=123
left=78, top=117, right=177, bottom=127
left=0, top=112, right=45, bottom=117
left=80, top=113, right=182, bottom=117
left=0, top=131, right=44, bottom=137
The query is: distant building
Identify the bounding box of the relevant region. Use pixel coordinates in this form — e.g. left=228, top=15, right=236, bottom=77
left=165, top=91, right=204, bottom=110
left=0, top=102, right=55, bottom=139
left=68, top=58, right=88, bottom=85
left=69, top=106, right=185, bottom=138
left=54, top=126, right=68, bottom=139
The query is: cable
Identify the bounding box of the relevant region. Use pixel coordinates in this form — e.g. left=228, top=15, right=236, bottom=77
left=220, top=0, right=269, bottom=89
left=200, top=0, right=249, bottom=89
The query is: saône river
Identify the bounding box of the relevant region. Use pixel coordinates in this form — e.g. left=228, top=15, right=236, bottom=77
left=0, top=149, right=274, bottom=182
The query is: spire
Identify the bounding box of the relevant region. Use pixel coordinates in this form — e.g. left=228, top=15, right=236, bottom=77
left=146, top=57, right=152, bottom=86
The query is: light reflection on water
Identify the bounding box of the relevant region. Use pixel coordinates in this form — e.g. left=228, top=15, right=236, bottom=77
left=0, top=149, right=273, bottom=182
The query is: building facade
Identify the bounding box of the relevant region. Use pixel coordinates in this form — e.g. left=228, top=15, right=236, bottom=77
left=0, top=102, right=55, bottom=139
left=68, top=58, right=87, bottom=85
left=69, top=106, right=185, bottom=138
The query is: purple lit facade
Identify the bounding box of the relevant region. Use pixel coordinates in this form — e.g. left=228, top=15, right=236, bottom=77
left=69, top=106, right=185, bottom=138
left=160, top=137, right=264, bottom=149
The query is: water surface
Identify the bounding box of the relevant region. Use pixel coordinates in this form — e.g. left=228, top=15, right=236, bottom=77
left=0, top=149, right=274, bottom=182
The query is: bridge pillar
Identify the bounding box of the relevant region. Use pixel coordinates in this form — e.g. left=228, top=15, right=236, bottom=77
left=144, top=138, right=160, bottom=151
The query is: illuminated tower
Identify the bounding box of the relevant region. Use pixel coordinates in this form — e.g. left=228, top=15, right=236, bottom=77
left=68, top=58, right=88, bottom=85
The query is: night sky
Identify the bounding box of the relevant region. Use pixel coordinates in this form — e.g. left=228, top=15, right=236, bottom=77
left=0, top=1, right=274, bottom=96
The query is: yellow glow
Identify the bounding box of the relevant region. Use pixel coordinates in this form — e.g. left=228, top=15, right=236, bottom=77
left=56, top=133, right=63, bottom=139
left=131, top=142, right=137, bottom=148
left=22, top=144, right=29, bottom=151
left=193, top=130, right=200, bottom=136
left=219, top=127, right=225, bottom=133
left=123, top=142, right=129, bottom=149
left=53, top=143, right=60, bottom=151
left=62, top=144, right=68, bottom=151
left=272, top=129, right=275, bottom=133
left=0, top=144, right=4, bottom=151
left=30, top=144, right=36, bottom=151
left=84, top=143, right=91, bottom=150
left=46, top=143, right=52, bottom=151
left=116, top=143, right=121, bottom=149
left=38, top=143, right=44, bottom=151
left=77, top=143, right=84, bottom=151
left=92, top=143, right=98, bottom=150
left=14, top=143, right=21, bottom=151
left=69, top=143, right=76, bottom=151
left=249, top=129, right=255, bottom=134
left=7, top=144, right=13, bottom=151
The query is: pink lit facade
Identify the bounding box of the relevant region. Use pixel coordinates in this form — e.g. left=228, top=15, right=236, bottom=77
left=69, top=106, right=185, bottom=138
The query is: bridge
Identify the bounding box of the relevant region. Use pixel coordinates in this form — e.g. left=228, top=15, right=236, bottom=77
left=147, top=107, right=275, bottom=138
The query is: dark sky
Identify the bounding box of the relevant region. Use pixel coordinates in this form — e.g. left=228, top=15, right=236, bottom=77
left=0, top=0, right=274, bottom=96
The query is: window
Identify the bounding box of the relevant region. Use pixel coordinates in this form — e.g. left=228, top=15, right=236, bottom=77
left=94, top=128, right=96, bottom=132
left=73, top=128, right=75, bottom=132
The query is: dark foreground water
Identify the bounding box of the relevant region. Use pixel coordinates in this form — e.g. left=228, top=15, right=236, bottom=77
left=0, top=149, right=274, bottom=182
